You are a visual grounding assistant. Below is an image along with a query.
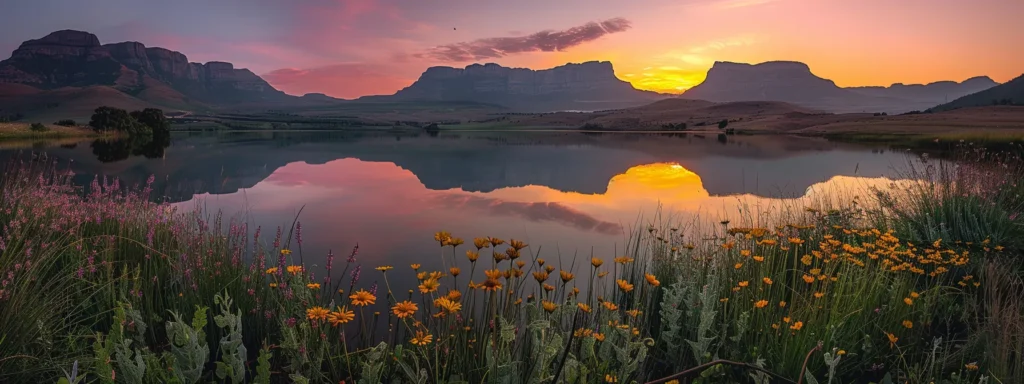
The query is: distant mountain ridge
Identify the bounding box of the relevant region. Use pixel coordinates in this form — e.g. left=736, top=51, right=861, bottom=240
left=0, top=30, right=300, bottom=119
left=930, top=74, right=1024, bottom=112
left=681, top=61, right=998, bottom=113
left=366, top=61, right=666, bottom=112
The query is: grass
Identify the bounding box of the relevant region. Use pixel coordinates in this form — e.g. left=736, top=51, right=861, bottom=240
left=0, top=148, right=1022, bottom=383
left=0, top=122, right=100, bottom=141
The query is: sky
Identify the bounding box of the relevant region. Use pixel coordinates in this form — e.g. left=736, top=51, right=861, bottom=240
left=2, top=0, right=1022, bottom=99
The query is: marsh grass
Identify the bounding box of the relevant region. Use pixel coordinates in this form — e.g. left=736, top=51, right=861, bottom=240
left=0, top=150, right=1021, bottom=383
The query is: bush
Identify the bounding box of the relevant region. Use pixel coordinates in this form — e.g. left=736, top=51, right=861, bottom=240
left=717, top=119, right=729, bottom=129
left=89, top=106, right=138, bottom=133
left=53, top=119, right=76, bottom=127
left=29, top=122, right=49, bottom=132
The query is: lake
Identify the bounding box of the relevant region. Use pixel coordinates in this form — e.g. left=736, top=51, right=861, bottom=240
left=0, top=130, right=916, bottom=292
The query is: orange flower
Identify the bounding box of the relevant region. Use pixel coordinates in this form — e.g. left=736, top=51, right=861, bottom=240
left=481, top=279, right=502, bottom=292
left=485, top=269, right=502, bottom=280
left=762, top=277, right=773, bottom=285
left=306, top=283, right=321, bottom=289
left=488, top=237, right=505, bottom=247
left=903, top=297, right=913, bottom=306
left=734, top=263, right=743, bottom=269
left=509, top=239, right=527, bottom=250
left=602, top=301, right=619, bottom=311
left=560, top=271, right=575, bottom=283
left=591, top=257, right=604, bottom=267
left=410, top=330, right=433, bottom=346
left=449, top=267, right=461, bottom=277
left=410, top=263, right=421, bottom=270
left=645, top=273, right=660, bottom=287
left=738, top=281, right=750, bottom=288
left=902, top=320, right=913, bottom=329
left=306, top=306, right=329, bottom=321
left=543, top=283, right=555, bottom=292
left=466, top=250, right=479, bottom=262
left=616, top=279, right=634, bottom=293
left=754, top=300, right=768, bottom=308
left=473, top=237, right=491, bottom=249
left=433, top=297, right=462, bottom=313
left=349, top=289, right=376, bottom=306
left=577, top=303, right=592, bottom=313
left=446, top=290, right=462, bottom=302
left=790, top=321, right=804, bottom=331
left=533, top=271, right=549, bottom=283
left=542, top=300, right=558, bottom=313
left=327, top=306, right=354, bottom=326
left=753, top=256, right=765, bottom=262
left=802, top=275, right=815, bottom=284
left=418, top=278, right=440, bottom=294
left=392, top=301, right=418, bottom=319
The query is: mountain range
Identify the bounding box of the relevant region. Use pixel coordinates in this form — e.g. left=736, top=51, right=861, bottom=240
left=0, top=29, right=1012, bottom=120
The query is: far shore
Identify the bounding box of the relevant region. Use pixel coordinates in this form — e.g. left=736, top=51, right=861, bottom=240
left=0, top=122, right=101, bottom=141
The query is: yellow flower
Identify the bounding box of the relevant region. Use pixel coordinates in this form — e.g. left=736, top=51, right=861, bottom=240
left=410, top=263, right=421, bottom=270
left=349, top=289, right=376, bottom=306
left=755, top=300, right=768, bottom=308
left=560, top=271, right=575, bottom=283
left=790, top=321, right=803, bottom=331
left=602, top=301, right=619, bottom=311
left=902, top=320, right=913, bottom=329
left=446, top=290, right=462, bottom=301
left=753, top=256, right=765, bottom=262
left=280, top=249, right=292, bottom=255
left=466, top=250, right=479, bottom=262
left=448, top=237, right=464, bottom=247
left=418, top=278, right=440, bottom=294
left=903, top=297, right=913, bottom=306
left=434, top=297, right=462, bottom=313
left=762, top=277, right=773, bottom=285
left=613, top=256, right=634, bottom=264
left=306, top=283, right=320, bottom=289
left=802, top=275, right=815, bottom=284
left=645, top=273, right=660, bottom=287
left=800, top=254, right=813, bottom=265
left=265, top=267, right=279, bottom=274
left=591, top=257, right=604, bottom=267
left=577, top=303, right=592, bottom=313
left=375, top=265, right=393, bottom=272
left=779, top=301, right=787, bottom=307
left=740, top=249, right=751, bottom=257
left=837, top=350, right=846, bottom=356
left=965, top=362, right=979, bottom=371
left=509, top=239, right=527, bottom=250
left=783, top=316, right=791, bottom=323
left=392, top=300, right=418, bottom=319
left=473, top=237, right=491, bottom=249
left=665, top=381, right=679, bottom=384
left=306, top=306, right=329, bottom=321
left=809, top=268, right=822, bottom=275
left=734, top=262, right=743, bottom=269
left=434, top=231, right=452, bottom=244
left=738, top=281, right=750, bottom=288
left=410, top=330, right=433, bottom=346
left=887, top=332, right=898, bottom=348
left=605, top=374, right=618, bottom=383
left=449, top=267, right=461, bottom=277
left=616, top=279, right=634, bottom=293
left=286, top=265, right=303, bottom=275
left=269, top=283, right=278, bottom=288
left=327, top=307, right=354, bottom=326
left=626, top=309, right=641, bottom=318
left=597, top=271, right=609, bottom=278
left=480, top=278, right=502, bottom=292
left=543, top=283, right=555, bottom=292
left=515, top=260, right=526, bottom=268
left=533, top=271, right=549, bottom=283
left=594, top=333, right=606, bottom=342
left=488, top=237, right=505, bottom=247
left=542, top=300, right=558, bottom=313
left=814, top=292, right=825, bottom=298
left=910, top=291, right=920, bottom=298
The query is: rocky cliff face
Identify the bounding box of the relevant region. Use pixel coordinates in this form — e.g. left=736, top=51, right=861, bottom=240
left=0, top=30, right=288, bottom=106
left=683, top=61, right=998, bottom=113
left=387, top=61, right=664, bottom=112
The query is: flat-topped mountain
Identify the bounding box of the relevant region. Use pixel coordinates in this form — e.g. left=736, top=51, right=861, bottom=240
left=0, top=30, right=294, bottom=119
left=682, top=61, right=998, bottom=113
left=372, top=61, right=666, bottom=112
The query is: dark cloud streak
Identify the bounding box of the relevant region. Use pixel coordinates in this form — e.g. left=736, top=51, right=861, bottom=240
left=417, top=18, right=631, bottom=62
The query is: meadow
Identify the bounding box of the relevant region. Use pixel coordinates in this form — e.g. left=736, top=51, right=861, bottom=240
left=0, top=147, right=1022, bottom=383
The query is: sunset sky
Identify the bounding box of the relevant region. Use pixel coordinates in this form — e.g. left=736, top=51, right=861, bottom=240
left=2, top=0, right=1021, bottom=99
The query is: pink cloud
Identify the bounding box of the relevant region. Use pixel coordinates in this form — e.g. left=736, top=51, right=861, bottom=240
left=262, top=63, right=415, bottom=98
left=415, top=18, right=632, bottom=62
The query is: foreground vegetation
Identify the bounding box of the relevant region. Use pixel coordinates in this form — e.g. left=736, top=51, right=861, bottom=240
left=0, top=149, right=1022, bottom=383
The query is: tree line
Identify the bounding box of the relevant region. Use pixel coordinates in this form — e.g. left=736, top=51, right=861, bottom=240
left=89, top=106, right=171, bottom=137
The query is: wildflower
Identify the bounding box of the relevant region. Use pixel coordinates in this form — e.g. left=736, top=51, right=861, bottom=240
left=542, top=300, right=558, bottom=313
left=375, top=265, right=393, bottom=272
left=306, top=306, right=329, bottom=321
left=391, top=301, right=418, bottom=319
left=613, top=256, right=634, bottom=264
left=509, top=239, right=527, bottom=250
left=287, top=265, right=303, bottom=275
left=306, top=283, right=320, bottom=289
left=597, top=271, right=609, bottom=278
left=327, top=307, right=355, bottom=326
left=577, top=303, right=592, bottom=313
left=645, top=273, right=660, bottom=287
left=605, top=374, right=618, bottom=383
left=738, top=281, right=750, bottom=287
left=481, top=279, right=502, bottom=292
left=602, top=301, right=619, bottom=311
left=545, top=265, right=555, bottom=273
left=779, top=301, right=786, bottom=307
left=493, top=252, right=507, bottom=262
left=666, top=380, right=679, bottom=384
left=434, top=231, right=452, bottom=245
left=505, top=247, right=520, bottom=260
left=269, top=283, right=278, bottom=288
left=965, top=362, right=978, bottom=371
left=886, top=333, right=898, bottom=348
left=349, top=289, right=376, bottom=306
left=837, top=350, right=846, bottom=356
left=755, top=300, right=768, bottom=308
left=591, top=257, right=604, bottom=267
left=783, top=316, right=791, bottom=323
left=616, top=279, right=634, bottom=292
left=265, top=267, right=279, bottom=275
left=790, top=321, right=803, bottom=330
left=753, top=256, right=765, bottom=262
left=446, top=290, right=462, bottom=301
left=560, top=271, right=575, bottom=283
left=514, top=298, right=522, bottom=305
left=410, top=331, right=433, bottom=346
left=434, top=297, right=462, bottom=313
left=762, top=277, right=773, bottom=285
left=814, top=292, right=824, bottom=298
left=449, top=238, right=464, bottom=247
left=489, top=237, right=505, bottom=247
left=626, top=309, right=641, bottom=318
left=449, top=267, right=461, bottom=277
left=466, top=250, right=479, bottom=262
left=411, top=263, right=421, bottom=270
left=802, top=275, right=815, bottom=284
left=720, top=298, right=729, bottom=303
left=537, top=258, right=546, bottom=266
left=473, top=237, right=490, bottom=249
left=594, top=333, right=606, bottom=342
left=543, top=283, right=555, bottom=292
left=533, top=271, right=549, bottom=283
left=910, top=291, right=920, bottom=298
left=741, top=249, right=751, bottom=257
left=809, top=268, right=821, bottom=275
left=418, top=278, right=440, bottom=294
left=903, top=297, right=913, bottom=306
left=281, top=249, right=292, bottom=255
left=902, top=320, right=913, bottom=329
left=574, top=328, right=594, bottom=338
left=734, top=262, right=743, bottom=269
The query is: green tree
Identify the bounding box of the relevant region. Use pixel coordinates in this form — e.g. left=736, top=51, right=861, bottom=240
left=89, top=107, right=138, bottom=133
left=717, top=119, right=729, bottom=129
left=130, top=108, right=170, bottom=135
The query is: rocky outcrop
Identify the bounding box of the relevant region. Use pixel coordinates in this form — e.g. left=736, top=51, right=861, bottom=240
left=383, top=61, right=665, bottom=112
left=682, top=61, right=998, bottom=114
left=0, top=30, right=289, bottom=106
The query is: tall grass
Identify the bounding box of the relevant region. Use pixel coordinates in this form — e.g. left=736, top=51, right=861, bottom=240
left=0, top=150, right=1021, bottom=383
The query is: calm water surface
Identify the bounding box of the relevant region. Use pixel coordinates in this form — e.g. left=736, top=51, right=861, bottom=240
left=1, top=131, right=914, bottom=290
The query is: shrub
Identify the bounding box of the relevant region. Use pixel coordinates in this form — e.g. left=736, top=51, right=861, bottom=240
left=29, top=122, right=49, bottom=132
left=54, top=119, right=76, bottom=127
left=717, top=119, right=729, bottom=129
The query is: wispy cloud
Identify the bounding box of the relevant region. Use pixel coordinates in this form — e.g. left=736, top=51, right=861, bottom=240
left=715, top=0, right=779, bottom=9
left=416, top=18, right=632, bottom=62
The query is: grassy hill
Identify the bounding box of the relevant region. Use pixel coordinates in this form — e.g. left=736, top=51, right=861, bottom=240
left=931, top=74, right=1024, bottom=112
